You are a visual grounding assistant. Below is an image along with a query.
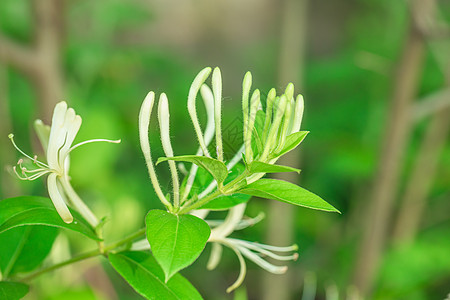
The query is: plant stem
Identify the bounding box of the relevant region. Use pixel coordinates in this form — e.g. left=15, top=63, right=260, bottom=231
left=20, top=228, right=146, bottom=282
left=179, top=170, right=250, bottom=214
left=21, top=249, right=100, bottom=282
left=178, top=189, right=222, bottom=214
left=103, top=228, right=146, bottom=252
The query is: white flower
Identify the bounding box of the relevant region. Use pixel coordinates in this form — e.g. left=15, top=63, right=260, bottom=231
left=9, top=101, right=120, bottom=226
left=208, top=203, right=298, bottom=293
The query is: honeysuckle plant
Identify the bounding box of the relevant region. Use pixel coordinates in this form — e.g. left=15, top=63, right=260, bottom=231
left=0, top=67, right=339, bottom=300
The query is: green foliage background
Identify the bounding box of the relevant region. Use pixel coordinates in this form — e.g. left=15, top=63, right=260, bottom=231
left=0, top=0, right=449, bottom=299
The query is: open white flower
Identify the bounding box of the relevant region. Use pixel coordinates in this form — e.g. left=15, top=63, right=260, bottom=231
left=208, top=203, right=298, bottom=293
left=9, top=101, right=120, bottom=226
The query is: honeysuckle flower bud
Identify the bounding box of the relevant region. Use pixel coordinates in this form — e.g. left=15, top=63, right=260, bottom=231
left=182, top=84, right=215, bottom=202
left=139, top=92, right=172, bottom=210
left=285, top=82, right=294, bottom=102
left=200, top=84, right=216, bottom=146
left=262, top=88, right=276, bottom=144
left=291, top=94, right=305, bottom=134
left=260, top=94, right=288, bottom=161
left=188, top=67, right=212, bottom=157
left=245, top=89, right=261, bottom=162
left=158, top=93, right=180, bottom=208
left=9, top=101, right=120, bottom=226
left=212, top=67, right=224, bottom=162
left=242, top=71, right=252, bottom=150
left=275, top=88, right=293, bottom=153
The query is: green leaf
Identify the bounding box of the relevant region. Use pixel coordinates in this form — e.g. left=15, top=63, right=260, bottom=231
left=0, top=281, right=29, bottom=300
left=145, top=210, right=210, bottom=281
left=272, top=131, right=309, bottom=158
left=251, top=110, right=266, bottom=157
left=157, top=155, right=228, bottom=184
left=199, top=193, right=251, bottom=210
left=247, top=161, right=301, bottom=174
left=0, top=226, right=58, bottom=277
left=238, top=179, right=340, bottom=212
left=109, top=251, right=203, bottom=300
left=0, top=196, right=99, bottom=241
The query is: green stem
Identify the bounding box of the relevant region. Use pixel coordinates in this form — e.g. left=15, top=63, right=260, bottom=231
left=179, top=170, right=250, bottom=214
left=20, top=228, right=146, bottom=282
left=178, top=189, right=222, bottom=214
left=103, top=228, right=146, bottom=252
left=21, top=249, right=100, bottom=282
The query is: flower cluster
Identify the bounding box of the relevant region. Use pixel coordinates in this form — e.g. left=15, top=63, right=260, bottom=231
left=9, top=101, right=120, bottom=226
left=138, top=67, right=305, bottom=292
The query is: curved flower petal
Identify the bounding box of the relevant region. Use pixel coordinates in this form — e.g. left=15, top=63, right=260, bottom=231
left=47, top=102, right=68, bottom=169
left=47, top=173, right=73, bottom=223
left=58, top=112, right=82, bottom=168
left=237, top=245, right=287, bottom=274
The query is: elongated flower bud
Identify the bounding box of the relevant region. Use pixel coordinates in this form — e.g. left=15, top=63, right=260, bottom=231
left=260, top=94, right=287, bottom=161
left=285, top=83, right=294, bottom=103
left=245, top=89, right=260, bottom=162
left=212, top=67, right=224, bottom=162
left=187, top=67, right=212, bottom=157
left=262, top=88, right=276, bottom=144
left=291, top=94, right=304, bottom=133
left=139, top=92, right=172, bottom=209
left=181, top=84, right=215, bottom=201
left=158, top=93, right=180, bottom=208
left=242, top=71, right=252, bottom=149
left=275, top=87, right=293, bottom=152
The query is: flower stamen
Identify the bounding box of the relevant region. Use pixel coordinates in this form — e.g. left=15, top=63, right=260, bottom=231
left=8, top=134, right=49, bottom=168
left=69, top=139, right=121, bottom=153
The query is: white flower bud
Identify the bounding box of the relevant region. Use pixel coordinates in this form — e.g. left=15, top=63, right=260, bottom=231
left=158, top=93, right=180, bottom=208
left=212, top=67, right=224, bottom=162
left=187, top=67, right=212, bottom=157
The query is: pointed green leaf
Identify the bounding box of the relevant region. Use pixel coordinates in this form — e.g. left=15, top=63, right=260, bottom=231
left=109, top=251, right=203, bottom=300
left=0, top=281, right=29, bottom=300
left=0, top=196, right=99, bottom=241
left=0, top=226, right=58, bottom=277
left=146, top=210, right=210, bottom=281
left=239, top=179, right=339, bottom=212
left=199, top=193, right=251, bottom=210
left=247, top=161, right=301, bottom=174
left=157, top=155, right=228, bottom=184
left=272, top=131, right=309, bottom=158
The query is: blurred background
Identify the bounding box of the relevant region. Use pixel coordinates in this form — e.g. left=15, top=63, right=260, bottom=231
left=0, top=0, right=449, bottom=299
